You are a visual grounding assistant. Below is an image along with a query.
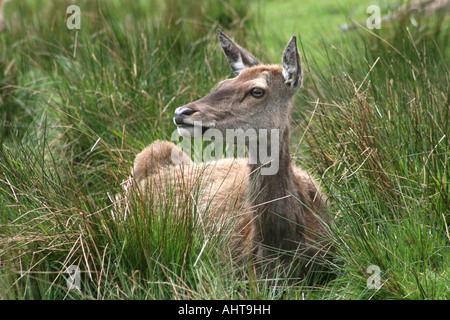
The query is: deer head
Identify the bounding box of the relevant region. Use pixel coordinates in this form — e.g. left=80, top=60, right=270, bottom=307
left=173, top=30, right=302, bottom=145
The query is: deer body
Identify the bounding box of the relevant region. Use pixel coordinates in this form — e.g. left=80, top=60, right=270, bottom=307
left=131, top=30, right=331, bottom=278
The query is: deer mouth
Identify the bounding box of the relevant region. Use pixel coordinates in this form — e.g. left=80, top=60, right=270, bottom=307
left=173, top=117, right=212, bottom=131
left=173, top=119, right=214, bottom=138
left=173, top=107, right=216, bottom=137
left=174, top=122, right=212, bottom=137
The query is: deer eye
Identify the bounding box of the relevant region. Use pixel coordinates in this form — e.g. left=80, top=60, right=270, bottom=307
left=251, top=87, right=265, bottom=98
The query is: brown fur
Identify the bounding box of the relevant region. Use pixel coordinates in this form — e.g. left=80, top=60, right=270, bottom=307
left=131, top=138, right=331, bottom=277
left=126, top=32, right=333, bottom=280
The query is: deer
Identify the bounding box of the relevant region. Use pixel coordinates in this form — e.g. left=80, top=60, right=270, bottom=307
left=128, top=30, right=332, bottom=281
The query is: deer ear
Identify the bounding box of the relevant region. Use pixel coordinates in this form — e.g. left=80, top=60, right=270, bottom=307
left=282, top=36, right=302, bottom=89
left=217, top=29, right=259, bottom=76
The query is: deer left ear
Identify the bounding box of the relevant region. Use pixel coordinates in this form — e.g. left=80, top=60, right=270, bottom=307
left=282, top=36, right=302, bottom=89
left=217, top=29, right=260, bottom=76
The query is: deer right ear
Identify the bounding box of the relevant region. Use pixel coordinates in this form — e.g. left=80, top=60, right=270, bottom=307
left=217, top=29, right=259, bottom=76
left=282, top=36, right=302, bottom=89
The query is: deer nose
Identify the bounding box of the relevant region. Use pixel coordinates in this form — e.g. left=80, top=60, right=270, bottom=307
left=175, top=107, right=196, bottom=116
left=174, top=107, right=197, bottom=125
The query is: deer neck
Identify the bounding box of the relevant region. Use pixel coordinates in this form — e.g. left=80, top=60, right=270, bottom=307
left=248, top=126, right=293, bottom=184
left=247, top=124, right=305, bottom=252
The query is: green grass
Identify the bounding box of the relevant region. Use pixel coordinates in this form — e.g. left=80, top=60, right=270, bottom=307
left=294, top=10, right=450, bottom=298
left=256, top=0, right=401, bottom=64
left=1, top=0, right=449, bottom=300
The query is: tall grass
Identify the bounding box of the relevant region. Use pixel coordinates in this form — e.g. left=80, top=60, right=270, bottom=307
left=0, top=0, right=260, bottom=299
left=295, top=14, right=449, bottom=299
left=1, top=0, right=449, bottom=299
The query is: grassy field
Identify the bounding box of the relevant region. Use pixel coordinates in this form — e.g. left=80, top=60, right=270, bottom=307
left=0, top=0, right=449, bottom=300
